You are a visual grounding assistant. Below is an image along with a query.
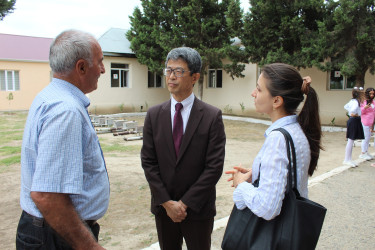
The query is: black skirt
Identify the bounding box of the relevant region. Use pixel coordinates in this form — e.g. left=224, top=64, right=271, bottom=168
left=346, top=116, right=365, bottom=140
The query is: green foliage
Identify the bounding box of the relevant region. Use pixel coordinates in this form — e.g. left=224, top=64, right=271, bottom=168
left=330, top=117, right=336, bottom=126
left=7, top=92, right=13, bottom=101
left=119, top=103, right=124, bottom=112
left=239, top=102, right=245, bottom=113
left=314, top=0, right=375, bottom=86
left=0, top=0, right=16, bottom=20
left=223, top=104, right=233, bottom=114
left=126, top=0, right=249, bottom=98
left=242, top=0, right=326, bottom=68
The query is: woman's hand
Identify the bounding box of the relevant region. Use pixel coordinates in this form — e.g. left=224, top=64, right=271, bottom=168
left=225, top=164, right=252, bottom=187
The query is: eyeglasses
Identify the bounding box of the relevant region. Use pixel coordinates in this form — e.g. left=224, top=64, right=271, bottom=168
left=164, top=68, right=190, bottom=78
left=353, top=87, right=364, bottom=90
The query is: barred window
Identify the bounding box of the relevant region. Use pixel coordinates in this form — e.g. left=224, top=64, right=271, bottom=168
left=0, top=70, right=20, bottom=91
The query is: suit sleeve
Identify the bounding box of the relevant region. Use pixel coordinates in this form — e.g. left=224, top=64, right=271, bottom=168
left=181, top=109, right=226, bottom=212
left=141, top=110, right=171, bottom=205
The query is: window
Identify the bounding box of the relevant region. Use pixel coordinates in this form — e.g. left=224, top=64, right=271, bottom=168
left=0, top=70, right=20, bottom=91
left=329, top=69, right=355, bottom=90
left=111, top=63, right=129, bottom=88
left=208, top=69, right=222, bottom=88
left=148, top=71, right=162, bottom=88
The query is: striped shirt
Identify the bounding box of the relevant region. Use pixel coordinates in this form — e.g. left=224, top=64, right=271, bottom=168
left=20, top=78, right=110, bottom=220
left=233, top=115, right=310, bottom=220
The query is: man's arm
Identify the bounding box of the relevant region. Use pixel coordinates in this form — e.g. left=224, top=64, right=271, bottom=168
left=141, top=110, right=171, bottom=205
left=181, top=109, right=226, bottom=212
left=31, top=192, right=104, bottom=250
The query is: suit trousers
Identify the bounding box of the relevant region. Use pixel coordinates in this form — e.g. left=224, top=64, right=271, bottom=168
left=155, top=208, right=214, bottom=250
left=16, top=211, right=100, bottom=250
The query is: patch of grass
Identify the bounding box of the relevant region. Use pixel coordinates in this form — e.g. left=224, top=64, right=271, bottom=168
left=0, top=133, right=23, bottom=145
left=0, top=146, right=22, bottom=156
left=100, top=144, right=141, bottom=153
left=0, top=155, right=21, bottom=166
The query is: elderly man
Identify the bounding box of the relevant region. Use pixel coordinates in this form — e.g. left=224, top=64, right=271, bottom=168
left=16, top=30, right=109, bottom=250
left=141, top=47, right=226, bottom=250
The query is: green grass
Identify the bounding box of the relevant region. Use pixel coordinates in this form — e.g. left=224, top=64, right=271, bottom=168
left=0, top=155, right=21, bottom=166
left=0, top=146, right=22, bottom=156
left=0, top=132, right=23, bottom=145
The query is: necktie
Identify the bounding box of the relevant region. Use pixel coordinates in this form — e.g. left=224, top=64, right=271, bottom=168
left=173, top=103, right=183, bottom=157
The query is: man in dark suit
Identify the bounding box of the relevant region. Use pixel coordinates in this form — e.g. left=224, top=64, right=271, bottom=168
left=141, top=47, right=226, bottom=250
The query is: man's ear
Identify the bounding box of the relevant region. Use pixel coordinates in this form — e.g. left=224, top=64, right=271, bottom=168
left=76, top=59, right=86, bottom=74
left=192, top=73, right=200, bottom=84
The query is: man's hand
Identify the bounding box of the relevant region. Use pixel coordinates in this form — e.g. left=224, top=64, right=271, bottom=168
left=162, top=200, right=187, bottom=222
left=31, top=192, right=105, bottom=250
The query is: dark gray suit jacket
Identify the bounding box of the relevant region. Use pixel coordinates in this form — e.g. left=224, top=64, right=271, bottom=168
left=141, top=97, right=226, bottom=220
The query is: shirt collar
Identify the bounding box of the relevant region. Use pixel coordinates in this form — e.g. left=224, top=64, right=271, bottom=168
left=171, top=92, right=195, bottom=111
left=264, top=115, right=298, bottom=137
left=52, top=78, right=91, bottom=108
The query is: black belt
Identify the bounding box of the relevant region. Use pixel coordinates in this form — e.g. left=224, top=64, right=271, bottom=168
left=24, top=211, right=97, bottom=228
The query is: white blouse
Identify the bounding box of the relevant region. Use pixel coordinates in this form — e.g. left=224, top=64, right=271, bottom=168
left=344, top=99, right=361, bottom=116
left=233, top=115, right=311, bottom=220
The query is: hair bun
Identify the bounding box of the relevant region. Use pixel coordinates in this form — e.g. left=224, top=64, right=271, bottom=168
left=302, top=76, right=311, bottom=95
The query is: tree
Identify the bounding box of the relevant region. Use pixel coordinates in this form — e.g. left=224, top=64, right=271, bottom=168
left=314, top=0, right=375, bottom=87
left=0, top=0, right=16, bottom=21
left=126, top=0, right=249, bottom=99
left=241, top=0, right=326, bottom=68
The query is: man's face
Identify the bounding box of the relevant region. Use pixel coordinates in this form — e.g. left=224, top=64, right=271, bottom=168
left=83, top=42, right=105, bottom=94
left=165, top=59, right=199, bottom=102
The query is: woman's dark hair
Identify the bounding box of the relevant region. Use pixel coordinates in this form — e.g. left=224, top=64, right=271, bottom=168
left=352, top=88, right=362, bottom=106
left=364, top=87, right=375, bottom=104
left=261, top=63, right=322, bottom=176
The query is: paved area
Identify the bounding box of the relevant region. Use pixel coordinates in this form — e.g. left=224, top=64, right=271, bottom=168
left=209, top=161, right=375, bottom=250
left=144, top=117, right=374, bottom=250
left=146, top=160, right=375, bottom=250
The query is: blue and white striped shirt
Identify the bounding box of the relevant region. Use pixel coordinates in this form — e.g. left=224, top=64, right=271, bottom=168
left=20, top=78, right=110, bottom=220
left=233, top=115, right=310, bottom=220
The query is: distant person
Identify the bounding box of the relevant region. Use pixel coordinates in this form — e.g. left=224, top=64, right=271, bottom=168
left=16, top=30, right=109, bottom=250
left=359, top=87, right=375, bottom=160
left=225, top=63, right=322, bottom=245
left=343, top=87, right=365, bottom=167
left=141, top=47, right=226, bottom=250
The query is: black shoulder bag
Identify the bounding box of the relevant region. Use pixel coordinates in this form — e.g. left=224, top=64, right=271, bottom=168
left=222, top=128, right=327, bottom=250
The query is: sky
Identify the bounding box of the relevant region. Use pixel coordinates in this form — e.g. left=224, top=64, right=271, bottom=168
left=0, top=0, right=251, bottom=39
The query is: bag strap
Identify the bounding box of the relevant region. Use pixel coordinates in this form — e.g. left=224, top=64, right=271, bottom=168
left=272, top=128, right=298, bottom=193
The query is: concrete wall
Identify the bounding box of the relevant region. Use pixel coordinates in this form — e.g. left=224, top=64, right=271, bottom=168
left=88, top=56, right=170, bottom=114
left=200, top=64, right=375, bottom=126
left=0, top=60, right=50, bottom=111
left=3, top=56, right=375, bottom=127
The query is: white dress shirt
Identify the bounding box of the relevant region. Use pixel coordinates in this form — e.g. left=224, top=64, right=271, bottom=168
left=171, top=93, right=195, bottom=133
left=233, top=115, right=311, bottom=220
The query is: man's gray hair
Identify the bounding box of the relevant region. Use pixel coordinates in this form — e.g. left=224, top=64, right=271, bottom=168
left=49, top=29, right=96, bottom=75
left=165, top=47, right=202, bottom=74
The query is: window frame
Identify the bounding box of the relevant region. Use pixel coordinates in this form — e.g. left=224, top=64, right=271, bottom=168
left=208, top=69, right=223, bottom=88
left=110, top=63, right=129, bottom=88
left=147, top=71, right=163, bottom=88
left=328, top=69, right=356, bottom=90
left=0, top=70, right=20, bottom=91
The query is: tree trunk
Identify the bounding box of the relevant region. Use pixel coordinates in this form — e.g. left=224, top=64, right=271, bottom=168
left=356, top=66, right=368, bottom=88
left=197, top=77, right=204, bottom=100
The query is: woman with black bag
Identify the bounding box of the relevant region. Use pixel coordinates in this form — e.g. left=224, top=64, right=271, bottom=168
left=223, top=63, right=325, bottom=250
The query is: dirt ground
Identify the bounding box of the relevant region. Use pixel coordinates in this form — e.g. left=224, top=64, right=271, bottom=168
left=0, top=114, right=364, bottom=249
